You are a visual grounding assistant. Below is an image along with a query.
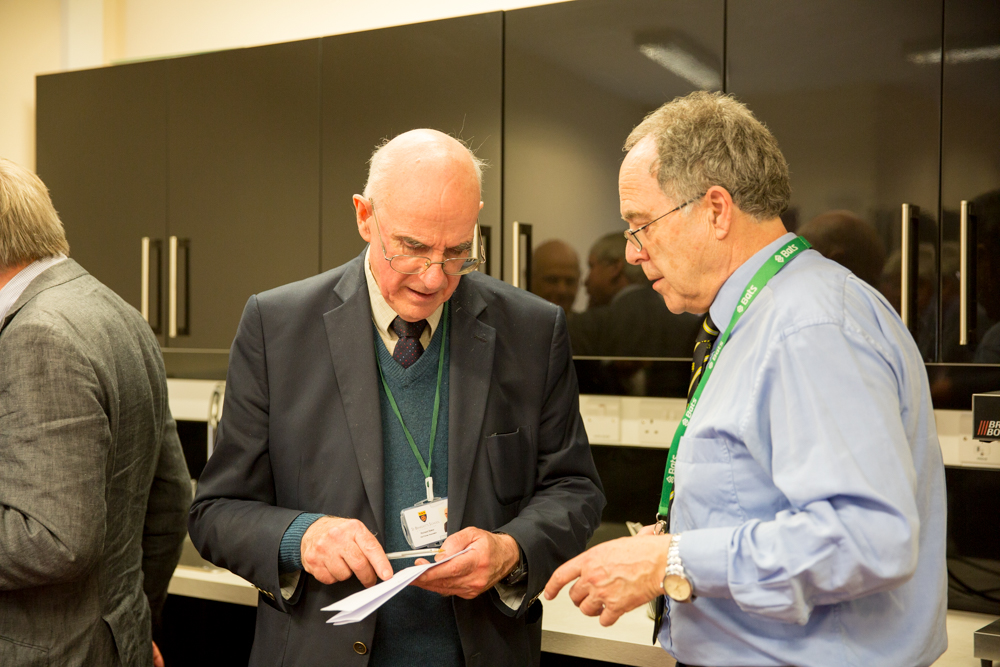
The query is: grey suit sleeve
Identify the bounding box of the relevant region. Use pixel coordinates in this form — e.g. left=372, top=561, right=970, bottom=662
left=142, top=408, right=192, bottom=623
left=494, top=309, right=606, bottom=616
left=0, top=321, right=109, bottom=590
left=188, top=296, right=305, bottom=609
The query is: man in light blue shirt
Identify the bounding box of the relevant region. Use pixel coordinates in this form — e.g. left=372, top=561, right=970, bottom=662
left=545, top=92, right=948, bottom=667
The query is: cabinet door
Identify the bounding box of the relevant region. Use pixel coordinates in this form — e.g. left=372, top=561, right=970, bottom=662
left=728, top=0, right=943, bottom=361
left=940, top=0, right=1000, bottom=364
left=36, top=61, right=168, bottom=342
left=320, top=14, right=503, bottom=274
left=505, top=0, right=722, bottom=395
left=166, top=40, right=321, bottom=350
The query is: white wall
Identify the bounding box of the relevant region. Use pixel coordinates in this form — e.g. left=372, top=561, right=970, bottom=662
left=122, top=0, right=570, bottom=61
left=0, top=0, right=571, bottom=172
left=0, top=0, right=62, bottom=171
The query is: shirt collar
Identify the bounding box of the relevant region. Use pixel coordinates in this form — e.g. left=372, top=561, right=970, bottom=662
left=708, top=232, right=798, bottom=332
left=0, top=255, right=67, bottom=327
left=364, top=245, right=443, bottom=338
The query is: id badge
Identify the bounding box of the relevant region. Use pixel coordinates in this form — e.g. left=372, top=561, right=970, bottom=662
left=400, top=497, right=448, bottom=549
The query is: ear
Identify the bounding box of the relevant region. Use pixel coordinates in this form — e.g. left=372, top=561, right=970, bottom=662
left=354, top=195, right=373, bottom=244
left=704, top=186, right=735, bottom=241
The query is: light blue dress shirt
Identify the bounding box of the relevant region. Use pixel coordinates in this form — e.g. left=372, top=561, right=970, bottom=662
left=662, top=233, right=947, bottom=667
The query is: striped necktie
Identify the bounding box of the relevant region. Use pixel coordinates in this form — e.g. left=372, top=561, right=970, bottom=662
left=688, top=314, right=720, bottom=401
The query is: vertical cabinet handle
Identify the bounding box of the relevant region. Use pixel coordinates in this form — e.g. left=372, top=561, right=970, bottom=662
left=477, top=224, right=491, bottom=275
left=511, top=221, right=533, bottom=289
left=141, top=237, right=151, bottom=323
left=140, top=237, right=163, bottom=334
left=959, top=200, right=976, bottom=346
left=900, top=204, right=919, bottom=333
left=168, top=236, right=190, bottom=338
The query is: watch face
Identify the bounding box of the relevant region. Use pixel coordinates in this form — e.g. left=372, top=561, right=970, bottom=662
left=664, top=574, right=692, bottom=602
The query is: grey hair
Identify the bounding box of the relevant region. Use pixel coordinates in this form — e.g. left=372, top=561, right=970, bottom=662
left=624, top=91, right=790, bottom=220
left=0, top=158, right=69, bottom=269
left=589, top=232, right=646, bottom=284
left=363, top=134, right=488, bottom=203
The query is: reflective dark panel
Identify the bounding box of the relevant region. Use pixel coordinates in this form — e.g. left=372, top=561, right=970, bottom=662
left=504, top=0, right=724, bottom=382
left=728, top=0, right=943, bottom=361
left=940, top=0, right=1000, bottom=364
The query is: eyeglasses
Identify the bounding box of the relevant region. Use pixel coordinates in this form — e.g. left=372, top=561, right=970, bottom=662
left=623, top=193, right=705, bottom=251
left=370, top=200, right=485, bottom=276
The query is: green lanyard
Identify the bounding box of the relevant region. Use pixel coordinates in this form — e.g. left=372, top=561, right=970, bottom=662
left=376, top=304, right=449, bottom=502
left=657, top=237, right=811, bottom=517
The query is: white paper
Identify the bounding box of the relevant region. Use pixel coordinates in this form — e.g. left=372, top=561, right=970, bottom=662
left=321, top=547, right=471, bottom=625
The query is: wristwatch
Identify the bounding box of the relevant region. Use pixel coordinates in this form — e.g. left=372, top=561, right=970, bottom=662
left=503, top=546, right=528, bottom=586
left=494, top=531, right=528, bottom=586
left=662, top=533, right=694, bottom=603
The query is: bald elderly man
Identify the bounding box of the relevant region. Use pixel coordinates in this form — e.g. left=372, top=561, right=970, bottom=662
left=189, top=130, right=604, bottom=666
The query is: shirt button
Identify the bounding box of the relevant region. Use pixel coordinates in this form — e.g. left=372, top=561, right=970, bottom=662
left=353, top=641, right=368, bottom=655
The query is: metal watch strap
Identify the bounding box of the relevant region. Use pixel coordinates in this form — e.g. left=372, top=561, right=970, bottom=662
left=663, top=533, right=694, bottom=603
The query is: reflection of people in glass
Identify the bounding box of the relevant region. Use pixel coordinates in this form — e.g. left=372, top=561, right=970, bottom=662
left=878, top=243, right=937, bottom=359
left=798, top=210, right=885, bottom=287
left=584, top=233, right=648, bottom=309
left=530, top=239, right=580, bottom=312
left=570, top=235, right=699, bottom=358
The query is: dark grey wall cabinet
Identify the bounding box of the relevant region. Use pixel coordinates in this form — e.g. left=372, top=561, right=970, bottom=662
left=35, top=2, right=999, bottom=385
left=37, top=40, right=321, bottom=358
left=504, top=0, right=723, bottom=396
left=728, top=0, right=944, bottom=362
left=37, top=60, right=169, bottom=344
left=940, top=0, right=1000, bottom=364
left=320, top=13, right=503, bottom=274
left=166, top=40, right=321, bottom=350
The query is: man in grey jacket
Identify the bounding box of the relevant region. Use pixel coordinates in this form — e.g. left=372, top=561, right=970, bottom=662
left=0, top=157, right=191, bottom=666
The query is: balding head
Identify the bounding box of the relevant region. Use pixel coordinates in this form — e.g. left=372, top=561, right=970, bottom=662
left=364, top=129, right=486, bottom=205
left=354, top=130, right=487, bottom=322
left=531, top=239, right=580, bottom=312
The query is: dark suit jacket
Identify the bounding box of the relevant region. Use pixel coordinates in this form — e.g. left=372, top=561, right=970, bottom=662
left=189, top=251, right=605, bottom=666
left=0, top=260, right=191, bottom=666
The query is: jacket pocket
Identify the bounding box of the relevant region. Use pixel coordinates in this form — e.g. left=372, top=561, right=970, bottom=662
left=485, top=427, right=533, bottom=505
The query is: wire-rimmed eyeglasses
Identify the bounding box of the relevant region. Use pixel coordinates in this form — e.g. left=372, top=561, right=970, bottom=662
left=370, top=200, right=485, bottom=276
left=623, top=193, right=705, bottom=251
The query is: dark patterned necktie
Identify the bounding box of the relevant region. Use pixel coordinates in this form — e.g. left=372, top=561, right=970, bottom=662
left=688, top=314, right=720, bottom=401
left=391, top=316, right=427, bottom=369
left=653, top=313, right=721, bottom=643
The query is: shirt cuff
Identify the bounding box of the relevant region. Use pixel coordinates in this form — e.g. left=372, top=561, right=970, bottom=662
left=494, top=580, right=527, bottom=610
left=278, top=512, right=326, bottom=574
left=678, top=526, right=736, bottom=599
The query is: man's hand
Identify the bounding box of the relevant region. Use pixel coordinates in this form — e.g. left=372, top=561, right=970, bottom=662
left=412, top=528, right=520, bottom=599
left=543, top=534, right=672, bottom=627
left=152, top=640, right=164, bottom=667
left=300, top=516, right=392, bottom=587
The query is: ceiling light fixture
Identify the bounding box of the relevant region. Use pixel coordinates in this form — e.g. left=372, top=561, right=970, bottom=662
left=907, top=44, right=1000, bottom=65
left=639, top=42, right=723, bottom=90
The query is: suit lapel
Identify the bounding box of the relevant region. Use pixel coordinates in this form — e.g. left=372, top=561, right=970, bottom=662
left=446, top=278, right=495, bottom=532
left=323, top=255, right=386, bottom=537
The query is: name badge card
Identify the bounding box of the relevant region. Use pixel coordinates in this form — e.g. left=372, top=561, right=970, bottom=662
left=400, top=498, right=448, bottom=549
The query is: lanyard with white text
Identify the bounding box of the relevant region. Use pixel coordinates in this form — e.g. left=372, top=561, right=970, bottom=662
left=657, top=237, right=811, bottom=517
left=376, top=304, right=449, bottom=503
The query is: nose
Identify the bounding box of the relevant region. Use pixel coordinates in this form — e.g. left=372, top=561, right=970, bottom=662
left=420, top=263, right=448, bottom=290
left=625, top=241, right=646, bottom=266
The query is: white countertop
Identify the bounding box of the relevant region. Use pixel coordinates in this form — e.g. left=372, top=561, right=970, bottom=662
left=168, top=564, right=997, bottom=665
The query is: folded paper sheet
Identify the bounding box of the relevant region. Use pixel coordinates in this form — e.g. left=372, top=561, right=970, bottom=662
left=321, top=547, right=471, bottom=625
